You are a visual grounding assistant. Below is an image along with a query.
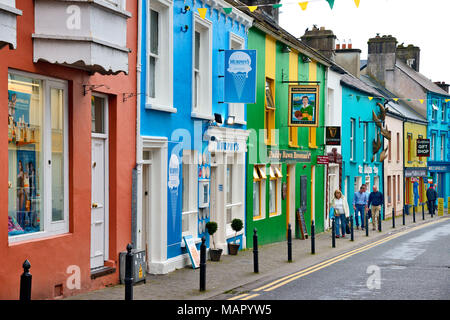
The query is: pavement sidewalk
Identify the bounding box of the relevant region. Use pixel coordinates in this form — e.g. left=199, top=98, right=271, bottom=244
left=67, top=209, right=449, bottom=300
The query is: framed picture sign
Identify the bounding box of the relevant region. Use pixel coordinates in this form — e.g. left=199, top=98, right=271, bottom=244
left=288, top=85, right=320, bottom=127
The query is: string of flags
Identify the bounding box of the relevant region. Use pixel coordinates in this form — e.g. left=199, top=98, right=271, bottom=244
left=196, top=0, right=361, bottom=19
left=349, top=94, right=450, bottom=105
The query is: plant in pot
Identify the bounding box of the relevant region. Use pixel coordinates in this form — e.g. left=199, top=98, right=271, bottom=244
left=228, top=218, right=243, bottom=255
left=206, top=221, right=222, bottom=261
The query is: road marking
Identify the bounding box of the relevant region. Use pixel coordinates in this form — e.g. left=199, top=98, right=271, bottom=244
left=228, top=293, right=250, bottom=300
left=247, top=218, right=449, bottom=296
left=240, top=293, right=260, bottom=300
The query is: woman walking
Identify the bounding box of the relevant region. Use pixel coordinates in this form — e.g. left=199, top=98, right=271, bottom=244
left=330, top=190, right=350, bottom=238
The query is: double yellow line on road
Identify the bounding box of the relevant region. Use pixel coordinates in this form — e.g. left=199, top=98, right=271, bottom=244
left=228, top=218, right=448, bottom=300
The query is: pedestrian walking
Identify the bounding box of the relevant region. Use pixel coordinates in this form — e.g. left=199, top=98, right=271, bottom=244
left=368, top=185, right=383, bottom=231
left=330, top=190, right=350, bottom=238
left=426, top=184, right=437, bottom=216
left=352, top=184, right=368, bottom=230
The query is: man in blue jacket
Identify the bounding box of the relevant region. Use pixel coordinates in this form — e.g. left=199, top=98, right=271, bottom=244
left=426, top=184, right=437, bottom=216
left=368, top=185, right=384, bottom=231
left=353, top=184, right=368, bottom=230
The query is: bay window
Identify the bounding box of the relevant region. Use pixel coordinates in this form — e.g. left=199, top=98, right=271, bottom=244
left=8, top=71, right=68, bottom=242
left=269, top=165, right=282, bottom=217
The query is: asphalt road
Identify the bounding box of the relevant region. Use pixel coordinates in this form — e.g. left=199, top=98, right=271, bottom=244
left=250, top=218, right=450, bottom=300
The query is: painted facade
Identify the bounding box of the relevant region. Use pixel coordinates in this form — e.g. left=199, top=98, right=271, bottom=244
left=427, top=93, right=450, bottom=207
left=340, top=79, right=384, bottom=223
left=136, top=0, right=253, bottom=274
left=245, top=25, right=329, bottom=247
left=1, top=0, right=137, bottom=299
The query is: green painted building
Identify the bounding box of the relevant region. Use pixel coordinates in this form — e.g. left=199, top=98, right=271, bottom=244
left=245, top=13, right=331, bottom=247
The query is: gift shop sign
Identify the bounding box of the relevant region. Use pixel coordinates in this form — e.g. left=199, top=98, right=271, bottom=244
left=416, top=139, right=430, bottom=157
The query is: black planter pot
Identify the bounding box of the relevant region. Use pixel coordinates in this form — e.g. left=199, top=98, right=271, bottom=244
left=228, top=243, right=240, bottom=255
left=209, top=248, right=223, bottom=261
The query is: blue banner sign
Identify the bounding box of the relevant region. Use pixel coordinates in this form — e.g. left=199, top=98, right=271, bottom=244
left=224, top=50, right=257, bottom=104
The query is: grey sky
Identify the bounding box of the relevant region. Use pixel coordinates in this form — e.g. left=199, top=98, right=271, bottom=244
left=279, top=0, right=449, bottom=83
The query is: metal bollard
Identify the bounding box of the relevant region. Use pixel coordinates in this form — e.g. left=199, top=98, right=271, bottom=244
left=331, top=218, right=336, bottom=248
left=413, top=205, right=416, bottom=223
left=311, top=220, right=315, bottom=254
left=124, top=244, right=134, bottom=300
left=392, top=207, right=395, bottom=228
left=253, top=229, right=259, bottom=273
left=378, top=211, right=382, bottom=232
left=200, top=236, right=206, bottom=291
left=287, top=224, right=292, bottom=262
left=20, top=260, right=32, bottom=301
left=403, top=206, right=406, bottom=225
left=350, top=216, right=354, bottom=241
left=422, top=202, right=425, bottom=220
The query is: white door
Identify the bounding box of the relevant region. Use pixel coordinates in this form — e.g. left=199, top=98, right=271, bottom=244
left=90, top=95, right=109, bottom=269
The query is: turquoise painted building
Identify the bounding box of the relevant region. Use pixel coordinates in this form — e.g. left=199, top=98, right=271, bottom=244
left=135, top=0, right=253, bottom=274
left=341, top=74, right=385, bottom=223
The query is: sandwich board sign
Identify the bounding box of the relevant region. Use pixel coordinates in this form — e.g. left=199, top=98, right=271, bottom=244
left=183, top=235, right=200, bottom=269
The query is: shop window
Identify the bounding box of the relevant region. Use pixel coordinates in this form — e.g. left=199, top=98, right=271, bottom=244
left=8, top=72, right=68, bottom=241
left=253, top=165, right=266, bottom=220
left=265, top=78, right=276, bottom=145
left=181, top=150, right=198, bottom=238
left=269, top=165, right=282, bottom=217
left=146, top=0, right=174, bottom=112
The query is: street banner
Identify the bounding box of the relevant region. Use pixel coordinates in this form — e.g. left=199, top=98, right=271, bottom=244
left=224, top=50, right=257, bottom=103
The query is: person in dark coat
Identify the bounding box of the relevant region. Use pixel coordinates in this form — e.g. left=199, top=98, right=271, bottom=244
left=426, top=184, right=437, bottom=216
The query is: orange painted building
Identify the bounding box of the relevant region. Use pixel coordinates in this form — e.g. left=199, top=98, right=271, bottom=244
left=0, top=0, right=137, bottom=299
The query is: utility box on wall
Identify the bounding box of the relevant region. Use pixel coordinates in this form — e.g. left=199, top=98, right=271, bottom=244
left=119, top=249, right=147, bottom=284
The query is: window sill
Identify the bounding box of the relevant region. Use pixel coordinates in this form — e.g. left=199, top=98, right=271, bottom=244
left=289, top=143, right=299, bottom=148
left=233, top=119, right=247, bottom=125
left=145, top=103, right=177, bottom=113
left=269, top=212, right=281, bottom=218
left=191, top=111, right=214, bottom=121
left=8, top=229, right=70, bottom=245
left=253, top=216, right=265, bottom=221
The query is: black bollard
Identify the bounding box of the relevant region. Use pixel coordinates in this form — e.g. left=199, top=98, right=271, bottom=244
left=124, top=244, right=134, bottom=300
left=403, top=205, right=406, bottom=225
left=422, top=202, right=425, bottom=220
left=200, top=236, right=206, bottom=291
left=20, top=260, right=32, bottom=301
left=350, top=216, right=354, bottom=241
left=378, top=211, right=382, bottom=232
left=365, top=211, right=369, bottom=237
left=311, top=220, right=315, bottom=254
left=253, top=228, right=259, bottom=273
left=331, top=218, right=336, bottom=248
left=413, top=205, right=416, bottom=223
left=392, top=207, right=395, bottom=228
left=287, top=224, right=292, bottom=262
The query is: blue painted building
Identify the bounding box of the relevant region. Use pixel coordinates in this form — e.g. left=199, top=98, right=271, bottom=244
left=340, top=74, right=385, bottom=224
left=134, top=0, right=253, bottom=274
left=427, top=92, right=450, bottom=207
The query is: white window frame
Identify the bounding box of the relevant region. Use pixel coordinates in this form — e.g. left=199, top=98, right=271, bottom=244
left=181, top=149, right=198, bottom=238
left=191, top=13, right=213, bottom=120
left=442, top=103, right=447, bottom=122
left=253, top=165, right=266, bottom=221
left=431, top=133, right=436, bottom=161
left=228, top=32, right=246, bottom=125
left=8, top=70, right=69, bottom=243
left=145, top=0, right=174, bottom=113
left=225, top=154, right=244, bottom=236
left=440, top=134, right=445, bottom=161
left=268, top=164, right=282, bottom=217
left=350, top=118, right=355, bottom=161
left=363, top=123, right=367, bottom=162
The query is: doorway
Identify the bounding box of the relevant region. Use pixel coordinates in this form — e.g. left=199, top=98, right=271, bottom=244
left=90, top=94, right=109, bottom=270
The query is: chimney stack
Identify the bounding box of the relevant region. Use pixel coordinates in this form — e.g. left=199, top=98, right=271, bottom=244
left=366, top=34, right=397, bottom=88
left=434, top=81, right=450, bottom=93
left=396, top=44, right=420, bottom=72
left=300, top=26, right=336, bottom=61
left=335, top=38, right=361, bottom=78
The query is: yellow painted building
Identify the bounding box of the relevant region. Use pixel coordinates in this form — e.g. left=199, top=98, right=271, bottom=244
left=404, top=122, right=428, bottom=213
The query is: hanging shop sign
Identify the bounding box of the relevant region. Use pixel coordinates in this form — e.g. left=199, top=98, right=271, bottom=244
left=325, top=126, right=341, bottom=145
left=288, top=85, right=320, bottom=127
left=416, top=139, right=430, bottom=157
left=268, top=149, right=311, bottom=163
left=224, top=50, right=257, bottom=104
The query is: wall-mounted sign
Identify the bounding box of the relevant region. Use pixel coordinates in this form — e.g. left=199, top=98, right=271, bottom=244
left=268, top=149, right=311, bottom=162
left=317, top=155, right=329, bottom=164
left=437, top=198, right=444, bottom=216
left=325, top=126, right=341, bottom=145
left=288, top=85, right=320, bottom=127
left=224, top=50, right=257, bottom=103
left=416, top=139, right=430, bottom=157
left=404, top=168, right=427, bottom=177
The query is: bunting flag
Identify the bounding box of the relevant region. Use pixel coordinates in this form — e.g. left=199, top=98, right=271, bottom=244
left=248, top=6, right=258, bottom=12
left=298, top=2, right=308, bottom=10
left=326, top=0, right=335, bottom=9
left=273, top=4, right=283, bottom=9
left=419, top=99, right=424, bottom=104
left=368, top=96, right=373, bottom=101
left=356, top=96, right=360, bottom=102
left=393, top=98, right=399, bottom=102
left=223, top=7, right=232, bottom=14
left=354, top=0, right=360, bottom=8
left=445, top=99, right=450, bottom=103
left=198, top=8, right=208, bottom=19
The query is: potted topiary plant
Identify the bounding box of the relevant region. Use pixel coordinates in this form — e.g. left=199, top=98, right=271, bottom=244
left=228, top=218, right=243, bottom=255
left=206, top=221, right=222, bottom=261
